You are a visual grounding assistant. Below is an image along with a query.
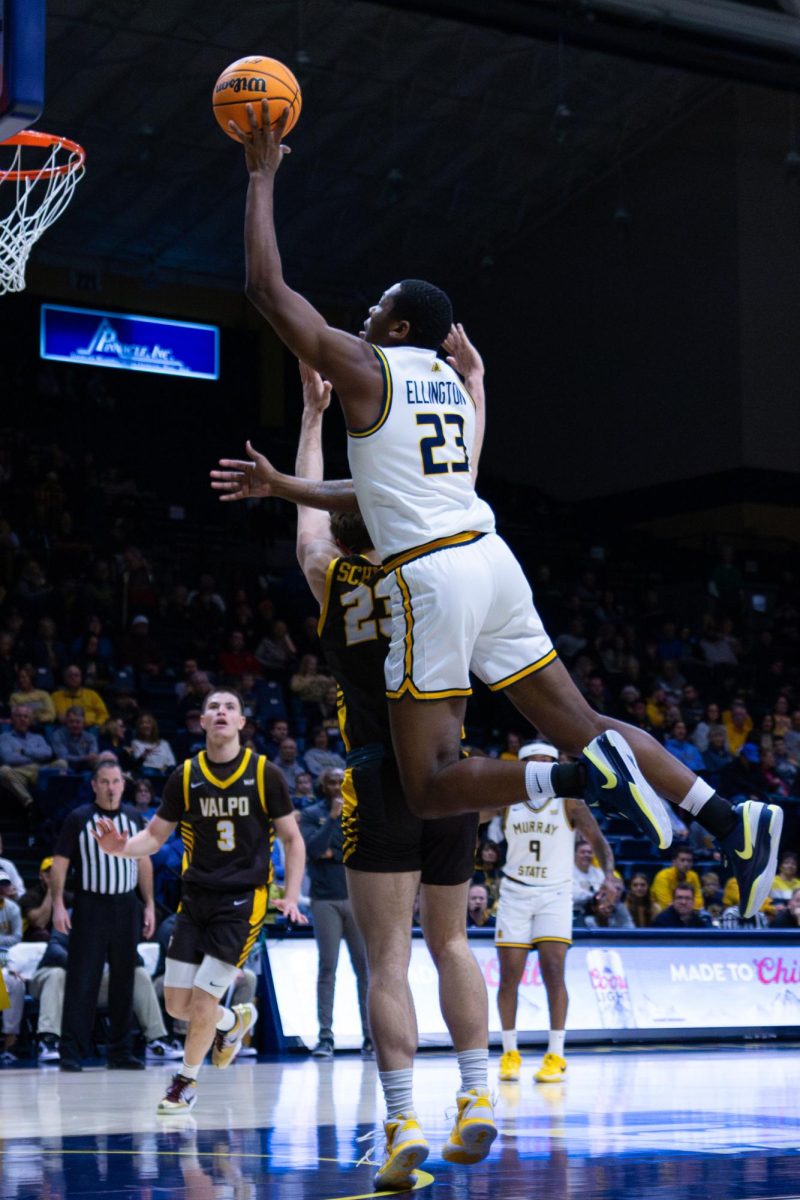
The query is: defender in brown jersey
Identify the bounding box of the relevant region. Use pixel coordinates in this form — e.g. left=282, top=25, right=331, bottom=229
left=93, top=688, right=307, bottom=1113
left=212, top=340, right=497, bottom=1188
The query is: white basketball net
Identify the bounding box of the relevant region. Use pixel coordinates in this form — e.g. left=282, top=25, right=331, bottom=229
left=0, top=134, right=85, bottom=295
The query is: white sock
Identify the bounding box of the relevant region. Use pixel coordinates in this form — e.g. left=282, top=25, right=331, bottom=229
left=457, top=1048, right=489, bottom=1094
left=501, top=1030, right=517, bottom=1053
left=215, top=1006, right=237, bottom=1033
left=180, top=1060, right=200, bottom=1081
left=524, top=761, right=557, bottom=803
left=548, top=1030, right=566, bottom=1058
left=679, top=777, right=715, bottom=816
left=379, top=1068, right=415, bottom=1119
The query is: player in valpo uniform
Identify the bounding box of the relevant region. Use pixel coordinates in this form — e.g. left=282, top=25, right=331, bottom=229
left=495, top=742, right=614, bottom=1086
left=234, top=105, right=782, bottom=927
left=93, top=688, right=306, bottom=1114
left=212, top=349, right=495, bottom=1189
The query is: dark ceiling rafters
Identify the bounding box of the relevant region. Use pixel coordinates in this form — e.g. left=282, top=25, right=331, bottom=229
left=27, top=1, right=746, bottom=300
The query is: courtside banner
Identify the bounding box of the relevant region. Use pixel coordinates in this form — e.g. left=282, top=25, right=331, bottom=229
left=40, top=304, right=220, bottom=380
left=266, top=934, right=800, bottom=1048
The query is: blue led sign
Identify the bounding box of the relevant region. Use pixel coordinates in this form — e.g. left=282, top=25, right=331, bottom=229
left=40, top=305, right=219, bottom=380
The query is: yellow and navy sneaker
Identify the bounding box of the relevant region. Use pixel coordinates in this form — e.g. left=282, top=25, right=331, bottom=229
left=721, top=800, right=783, bottom=919
left=157, top=1073, right=198, bottom=1114
left=582, top=730, right=672, bottom=850
left=368, top=1113, right=429, bottom=1190
left=441, top=1089, right=497, bottom=1165
left=499, top=1049, right=521, bottom=1081
left=212, top=1003, right=258, bottom=1069
left=534, top=1053, right=566, bottom=1083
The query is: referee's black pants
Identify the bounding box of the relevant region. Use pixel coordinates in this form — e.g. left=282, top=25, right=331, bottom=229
left=60, top=890, right=141, bottom=1063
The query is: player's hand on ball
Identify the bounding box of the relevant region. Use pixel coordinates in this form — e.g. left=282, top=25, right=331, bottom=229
left=443, top=323, right=484, bottom=381
left=91, top=816, right=129, bottom=856
left=234, top=102, right=292, bottom=174
left=272, top=898, right=309, bottom=925
left=211, top=441, right=279, bottom=501
left=299, top=361, right=332, bottom=414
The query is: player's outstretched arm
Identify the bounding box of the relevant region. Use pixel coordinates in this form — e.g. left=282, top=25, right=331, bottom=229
left=91, top=814, right=175, bottom=859
left=238, top=103, right=382, bottom=418
left=211, top=440, right=358, bottom=511
left=272, top=813, right=309, bottom=925
left=295, top=362, right=343, bottom=605
left=568, top=799, right=617, bottom=892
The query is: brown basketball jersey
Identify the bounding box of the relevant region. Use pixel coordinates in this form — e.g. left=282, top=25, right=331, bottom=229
left=317, top=554, right=392, bottom=751
left=158, top=747, right=292, bottom=891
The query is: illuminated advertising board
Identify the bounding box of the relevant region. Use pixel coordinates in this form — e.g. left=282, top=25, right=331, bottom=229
left=265, top=934, right=800, bottom=1049
left=40, top=304, right=219, bottom=380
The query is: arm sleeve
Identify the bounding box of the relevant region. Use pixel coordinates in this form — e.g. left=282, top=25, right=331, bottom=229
left=0, top=734, right=26, bottom=766
left=156, top=766, right=186, bottom=823
left=53, top=808, right=85, bottom=860
left=300, top=810, right=338, bottom=859
left=261, top=761, right=293, bottom=821
left=32, top=734, right=55, bottom=762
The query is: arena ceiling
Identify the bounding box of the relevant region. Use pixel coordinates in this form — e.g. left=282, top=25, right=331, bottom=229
left=32, top=0, right=775, bottom=302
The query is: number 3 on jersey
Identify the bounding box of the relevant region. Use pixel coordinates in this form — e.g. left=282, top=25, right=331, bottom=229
left=216, top=819, right=236, bottom=851
left=417, top=413, right=470, bottom=476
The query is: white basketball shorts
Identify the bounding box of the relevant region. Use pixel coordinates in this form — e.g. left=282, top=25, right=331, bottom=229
left=383, top=532, right=556, bottom=700
left=494, top=876, right=573, bottom=947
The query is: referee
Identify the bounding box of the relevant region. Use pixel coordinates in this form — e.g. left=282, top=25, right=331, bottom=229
left=50, top=760, right=155, bottom=1071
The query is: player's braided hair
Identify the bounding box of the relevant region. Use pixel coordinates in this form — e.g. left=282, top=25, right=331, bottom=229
left=392, top=278, right=453, bottom=350
left=330, top=511, right=374, bottom=554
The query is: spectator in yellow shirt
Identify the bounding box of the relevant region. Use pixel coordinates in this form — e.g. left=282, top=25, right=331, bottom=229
left=722, top=875, right=774, bottom=919
left=768, top=851, right=800, bottom=906
left=9, top=664, right=56, bottom=725
left=651, top=847, right=703, bottom=911
left=722, top=699, right=753, bottom=756
left=51, top=664, right=109, bottom=728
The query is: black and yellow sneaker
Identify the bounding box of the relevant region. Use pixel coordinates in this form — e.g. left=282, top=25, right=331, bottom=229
left=721, top=800, right=783, bottom=919
left=582, top=730, right=672, bottom=850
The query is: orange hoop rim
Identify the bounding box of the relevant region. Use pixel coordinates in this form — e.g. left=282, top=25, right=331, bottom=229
left=0, top=130, right=86, bottom=181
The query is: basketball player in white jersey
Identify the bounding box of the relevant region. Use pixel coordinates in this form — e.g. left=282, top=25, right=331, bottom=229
left=496, top=742, right=614, bottom=1086
left=233, top=102, right=781, bottom=924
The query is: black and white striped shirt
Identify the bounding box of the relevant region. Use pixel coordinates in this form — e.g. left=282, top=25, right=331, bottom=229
left=54, top=803, right=143, bottom=895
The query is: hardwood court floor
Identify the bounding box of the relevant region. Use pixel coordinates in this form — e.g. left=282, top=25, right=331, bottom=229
left=2, top=1045, right=799, bottom=1199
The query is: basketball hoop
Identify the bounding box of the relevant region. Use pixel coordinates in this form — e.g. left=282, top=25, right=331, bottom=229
left=0, top=130, right=86, bottom=295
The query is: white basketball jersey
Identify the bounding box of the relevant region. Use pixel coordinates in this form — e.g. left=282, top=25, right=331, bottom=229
left=501, top=798, right=575, bottom=889
left=347, top=345, right=496, bottom=560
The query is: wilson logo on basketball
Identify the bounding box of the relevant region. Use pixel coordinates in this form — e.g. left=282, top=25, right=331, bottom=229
left=215, top=77, right=270, bottom=95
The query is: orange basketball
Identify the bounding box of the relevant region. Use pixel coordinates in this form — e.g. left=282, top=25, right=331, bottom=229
left=212, top=56, right=302, bottom=142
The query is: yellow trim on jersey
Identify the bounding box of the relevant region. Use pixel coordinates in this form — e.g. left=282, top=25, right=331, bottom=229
left=182, top=759, right=192, bottom=810
left=487, top=649, right=558, bottom=693
left=341, top=767, right=358, bottom=862
left=198, top=748, right=252, bottom=790
left=337, top=687, right=352, bottom=753
left=237, top=885, right=268, bottom=966
left=387, top=678, right=472, bottom=701
left=346, top=345, right=393, bottom=438
left=396, top=567, right=414, bottom=681
left=382, top=529, right=485, bottom=574
left=257, top=755, right=267, bottom=814
left=316, top=557, right=340, bottom=637
left=385, top=567, right=473, bottom=700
